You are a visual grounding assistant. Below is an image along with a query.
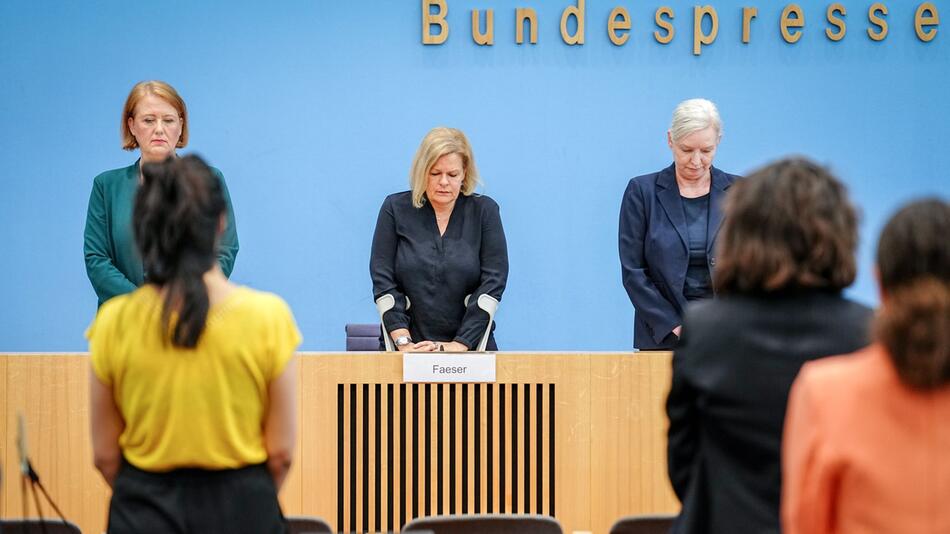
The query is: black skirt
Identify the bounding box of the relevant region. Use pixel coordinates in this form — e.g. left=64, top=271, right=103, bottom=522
left=108, top=460, right=287, bottom=534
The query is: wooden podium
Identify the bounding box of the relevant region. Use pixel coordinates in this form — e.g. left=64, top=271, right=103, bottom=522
left=0, top=352, right=678, bottom=534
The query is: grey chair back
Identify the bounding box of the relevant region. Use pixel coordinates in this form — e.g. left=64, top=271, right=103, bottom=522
left=0, top=519, right=82, bottom=534
left=346, top=323, right=382, bottom=351
left=285, top=515, right=332, bottom=534
left=608, top=514, right=676, bottom=534
left=403, top=514, right=562, bottom=534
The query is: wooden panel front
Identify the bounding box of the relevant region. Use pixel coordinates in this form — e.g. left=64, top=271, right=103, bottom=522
left=331, top=382, right=558, bottom=533
left=0, top=353, right=678, bottom=534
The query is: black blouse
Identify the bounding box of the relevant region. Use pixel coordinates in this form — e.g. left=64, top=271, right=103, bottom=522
left=370, top=191, right=509, bottom=350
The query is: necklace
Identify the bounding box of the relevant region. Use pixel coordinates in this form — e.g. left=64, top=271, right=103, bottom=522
left=435, top=210, right=452, bottom=223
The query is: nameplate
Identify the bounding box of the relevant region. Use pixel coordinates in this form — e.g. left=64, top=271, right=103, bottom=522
left=403, top=353, right=496, bottom=383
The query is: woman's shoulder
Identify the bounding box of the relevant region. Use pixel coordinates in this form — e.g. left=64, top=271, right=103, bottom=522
left=87, top=286, right=157, bottom=337
left=228, top=286, right=292, bottom=313
left=712, top=166, right=742, bottom=185
left=382, top=190, right=413, bottom=206
left=630, top=164, right=675, bottom=184
left=466, top=193, right=500, bottom=210
left=812, top=293, right=874, bottom=325
left=92, top=162, right=137, bottom=185
left=796, top=345, right=893, bottom=402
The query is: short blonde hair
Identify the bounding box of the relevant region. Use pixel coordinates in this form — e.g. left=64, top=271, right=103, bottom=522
left=121, top=80, right=189, bottom=151
left=669, top=98, right=722, bottom=143
left=409, top=127, right=480, bottom=208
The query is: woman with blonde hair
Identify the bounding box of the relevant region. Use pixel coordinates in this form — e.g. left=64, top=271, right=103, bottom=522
left=370, top=127, right=508, bottom=352
left=84, top=80, right=238, bottom=307
left=783, top=198, right=950, bottom=534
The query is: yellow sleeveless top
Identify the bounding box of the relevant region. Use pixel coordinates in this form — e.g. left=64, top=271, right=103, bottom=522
left=87, top=285, right=301, bottom=471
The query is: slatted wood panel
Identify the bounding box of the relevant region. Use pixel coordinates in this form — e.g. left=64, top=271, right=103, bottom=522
left=0, top=353, right=678, bottom=534
left=334, top=383, right=556, bottom=533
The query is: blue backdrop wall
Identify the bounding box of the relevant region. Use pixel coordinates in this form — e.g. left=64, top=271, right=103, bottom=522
left=1, top=0, right=947, bottom=351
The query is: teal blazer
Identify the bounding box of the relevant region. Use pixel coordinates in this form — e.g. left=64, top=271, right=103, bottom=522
left=83, top=160, right=239, bottom=306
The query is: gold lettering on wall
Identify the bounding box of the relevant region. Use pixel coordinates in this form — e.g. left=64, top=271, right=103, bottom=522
left=915, top=2, right=939, bottom=42
left=561, top=0, right=586, bottom=45
left=826, top=4, right=847, bottom=41
left=472, top=9, right=495, bottom=45
left=781, top=4, right=805, bottom=43
left=654, top=7, right=675, bottom=44
left=417, top=2, right=940, bottom=49
left=516, top=8, right=539, bottom=44
left=742, top=7, right=758, bottom=43
left=693, top=5, right=719, bottom=55
left=422, top=0, right=449, bottom=45
left=868, top=3, right=889, bottom=40
left=608, top=7, right=632, bottom=46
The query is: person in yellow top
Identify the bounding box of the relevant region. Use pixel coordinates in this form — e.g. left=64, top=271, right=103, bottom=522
left=88, top=155, right=300, bottom=534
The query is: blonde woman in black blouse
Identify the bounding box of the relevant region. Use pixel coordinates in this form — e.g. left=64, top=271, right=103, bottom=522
left=370, top=127, right=508, bottom=352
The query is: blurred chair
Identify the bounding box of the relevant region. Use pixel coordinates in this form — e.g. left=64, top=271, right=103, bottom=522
left=375, top=294, right=410, bottom=352
left=402, top=514, right=562, bottom=534
left=464, top=293, right=500, bottom=351
left=608, top=514, right=676, bottom=534
left=285, top=515, right=332, bottom=534
left=345, top=323, right=381, bottom=351
left=0, top=519, right=82, bottom=534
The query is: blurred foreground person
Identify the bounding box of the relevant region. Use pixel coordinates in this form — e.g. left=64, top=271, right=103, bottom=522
left=666, top=158, right=872, bottom=534
left=783, top=198, right=950, bottom=534
left=88, top=155, right=298, bottom=534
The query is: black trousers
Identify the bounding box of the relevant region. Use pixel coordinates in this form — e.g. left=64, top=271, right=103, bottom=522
left=108, top=460, right=287, bottom=534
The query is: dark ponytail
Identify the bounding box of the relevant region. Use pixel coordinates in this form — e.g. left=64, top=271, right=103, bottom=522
left=874, top=198, right=950, bottom=390
left=133, top=155, right=227, bottom=348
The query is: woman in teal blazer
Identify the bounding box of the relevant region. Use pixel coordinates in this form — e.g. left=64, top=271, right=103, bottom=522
left=84, top=81, right=238, bottom=306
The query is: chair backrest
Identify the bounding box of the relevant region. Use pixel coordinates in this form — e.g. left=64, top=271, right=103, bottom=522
left=608, top=514, right=676, bottom=534
left=345, top=323, right=382, bottom=351
left=0, top=519, right=83, bottom=534
left=285, top=515, right=332, bottom=534
left=402, top=514, right=562, bottom=534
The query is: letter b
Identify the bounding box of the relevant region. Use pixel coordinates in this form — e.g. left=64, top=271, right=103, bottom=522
left=423, top=0, right=449, bottom=45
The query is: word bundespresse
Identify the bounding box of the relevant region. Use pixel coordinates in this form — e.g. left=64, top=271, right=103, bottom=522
left=421, top=1, right=940, bottom=54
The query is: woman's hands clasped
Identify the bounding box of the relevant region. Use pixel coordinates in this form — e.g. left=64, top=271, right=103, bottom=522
left=398, top=340, right=469, bottom=352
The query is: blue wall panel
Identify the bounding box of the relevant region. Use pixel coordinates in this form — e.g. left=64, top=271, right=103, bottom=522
left=0, top=1, right=947, bottom=350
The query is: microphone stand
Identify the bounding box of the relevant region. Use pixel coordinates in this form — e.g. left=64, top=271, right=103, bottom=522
left=22, top=459, right=70, bottom=532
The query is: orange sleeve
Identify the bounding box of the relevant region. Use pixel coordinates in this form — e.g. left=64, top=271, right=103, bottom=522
left=782, top=364, right=838, bottom=534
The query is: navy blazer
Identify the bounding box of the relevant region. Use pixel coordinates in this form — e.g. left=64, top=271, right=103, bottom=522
left=619, top=163, right=740, bottom=349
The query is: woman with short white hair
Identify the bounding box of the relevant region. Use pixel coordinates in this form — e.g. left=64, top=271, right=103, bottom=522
left=619, top=98, right=740, bottom=349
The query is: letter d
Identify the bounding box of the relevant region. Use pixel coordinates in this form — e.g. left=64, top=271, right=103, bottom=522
left=560, top=0, right=586, bottom=45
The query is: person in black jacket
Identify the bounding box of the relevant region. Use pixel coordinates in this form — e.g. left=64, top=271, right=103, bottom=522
left=370, top=127, right=508, bottom=352
left=666, top=157, right=873, bottom=534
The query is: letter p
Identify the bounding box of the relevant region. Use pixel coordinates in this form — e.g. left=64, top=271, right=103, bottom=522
left=693, top=5, right=719, bottom=55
